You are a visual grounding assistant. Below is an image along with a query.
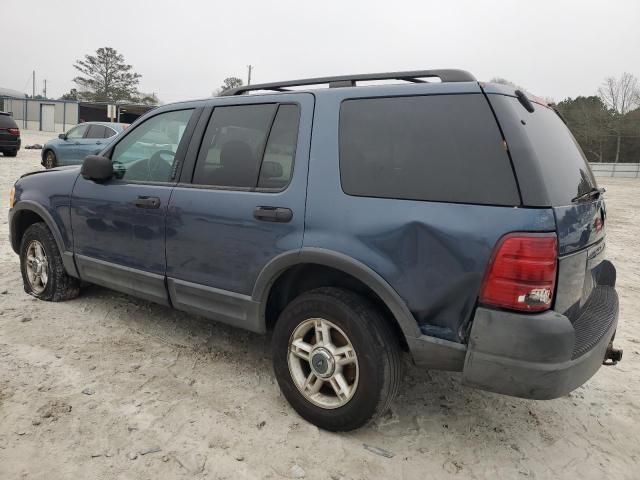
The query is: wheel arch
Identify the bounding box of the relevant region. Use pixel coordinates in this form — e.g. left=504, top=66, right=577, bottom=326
left=42, top=148, right=56, bottom=167
left=252, top=248, right=421, bottom=344
left=10, top=201, right=78, bottom=277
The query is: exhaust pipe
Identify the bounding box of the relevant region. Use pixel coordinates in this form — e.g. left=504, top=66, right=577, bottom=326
left=603, top=344, right=623, bottom=366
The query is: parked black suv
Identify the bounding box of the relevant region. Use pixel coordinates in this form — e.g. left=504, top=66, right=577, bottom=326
left=0, top=112, right=20, bottom=157
left=9, top=70, right=622, bottom=431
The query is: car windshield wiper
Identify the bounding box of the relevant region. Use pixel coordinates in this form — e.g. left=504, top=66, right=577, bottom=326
left=571, top=187, right=605, bottom=204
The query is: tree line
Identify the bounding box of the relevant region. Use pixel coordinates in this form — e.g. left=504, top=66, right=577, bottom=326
left=59, top=47, right=638, bottom=163
left=494, top=73, right=640, bottom=163
left=556, top=73, right=640, bottom=163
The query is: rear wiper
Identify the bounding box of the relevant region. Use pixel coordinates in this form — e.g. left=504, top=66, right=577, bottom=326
left=571, top=187, right=605, bottom=203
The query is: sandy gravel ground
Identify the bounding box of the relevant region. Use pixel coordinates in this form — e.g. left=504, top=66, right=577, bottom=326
left=0, top=132, right=639, bottom=480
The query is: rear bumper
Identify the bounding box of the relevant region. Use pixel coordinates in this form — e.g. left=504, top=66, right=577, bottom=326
left=462, top=286, right=619, bottom=399
left=0, top=138, right=20, bottom=150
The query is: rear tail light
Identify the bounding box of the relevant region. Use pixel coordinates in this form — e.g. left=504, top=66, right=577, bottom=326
left=480, top=233, right=558, bottom=312
left=8, top=128, right=20, bottom=136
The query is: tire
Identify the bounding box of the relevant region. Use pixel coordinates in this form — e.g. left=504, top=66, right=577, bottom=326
left=4, top=149, right=18, bottom=157
left=20, top=222, right=80, bottom=301
left=44, top=150, right=56, bottom=168
left=272, top=287, right=402, bottom=431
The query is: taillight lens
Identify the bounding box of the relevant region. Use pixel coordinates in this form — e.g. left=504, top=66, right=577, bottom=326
left=8, top=128, right=20, bottom=136
left=480, top=233, right=558, bottom=312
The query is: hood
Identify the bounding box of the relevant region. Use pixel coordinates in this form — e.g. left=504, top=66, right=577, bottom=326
left=20, top=165, right=80, bottom=179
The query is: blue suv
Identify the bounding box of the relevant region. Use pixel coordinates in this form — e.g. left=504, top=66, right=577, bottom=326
left=8, top=70, right=622, bottom=431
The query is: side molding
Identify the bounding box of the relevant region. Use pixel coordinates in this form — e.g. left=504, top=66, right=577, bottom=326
left=75, top=255, right=169, bottom=306
left=167, top=278, right=263, bottom=333
left=252, top=247, right=422, bottom=339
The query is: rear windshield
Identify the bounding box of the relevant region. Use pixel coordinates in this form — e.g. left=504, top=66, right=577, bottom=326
left=339, top=94, right=520, bottom=206
left=0, top=114, right=18, bottom=128
left=502, top=97, right=597, bottom=205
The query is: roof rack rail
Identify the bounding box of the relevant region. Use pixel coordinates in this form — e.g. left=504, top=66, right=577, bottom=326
left=220, top=69, right=476, bottom=96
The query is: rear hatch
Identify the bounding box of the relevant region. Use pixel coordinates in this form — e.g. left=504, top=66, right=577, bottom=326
left=485, top=86, right=617, bottom=357
left=0, top=113, right=20, bottom=144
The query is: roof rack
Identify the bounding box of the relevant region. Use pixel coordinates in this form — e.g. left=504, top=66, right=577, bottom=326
left=220, top=69, right=476, bottom=96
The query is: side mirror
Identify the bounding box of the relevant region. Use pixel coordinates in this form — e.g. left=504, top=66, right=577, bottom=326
left=260, top=160, right=283, bottom=179
left=81, top=155, right=113, bottom=182
left=58, top=133, right=66, bottom=140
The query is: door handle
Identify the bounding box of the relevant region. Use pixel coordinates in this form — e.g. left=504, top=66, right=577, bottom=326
left=134, top=196, right=161, bottom=209
left=253, top=206, right=293, bottom=223
left=96, top=141, right=102, bottom=145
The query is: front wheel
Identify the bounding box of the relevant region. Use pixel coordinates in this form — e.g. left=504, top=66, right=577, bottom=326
left=20, top=223, right=80, bottom=301
left=272, top=287, right=402, bottom=431
left=4, top=149, right=18, bottom=157
left=44, top=150, right=56, bottom=169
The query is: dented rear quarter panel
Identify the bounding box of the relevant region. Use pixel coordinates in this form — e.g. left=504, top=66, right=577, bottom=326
left=304, top=85, right=556, bottom=342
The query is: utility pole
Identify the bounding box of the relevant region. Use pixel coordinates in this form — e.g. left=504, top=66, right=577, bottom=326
left=32, top=70, right=35, bottom=98
left=43, top=79, right=47, bottom=98
left=247, top=65, right=253, bottom=85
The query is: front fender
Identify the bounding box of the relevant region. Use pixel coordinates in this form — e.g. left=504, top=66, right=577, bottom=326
left=9, top=201, right=79, bottom=278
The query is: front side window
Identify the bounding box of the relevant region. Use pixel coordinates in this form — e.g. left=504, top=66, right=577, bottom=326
left=111, top=109, right=193, bottom=183
left=67, top=124, right=88, bottom=139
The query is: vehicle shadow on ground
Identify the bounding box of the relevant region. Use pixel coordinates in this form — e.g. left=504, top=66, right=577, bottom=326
left=79, top=284, right=569, bottom=444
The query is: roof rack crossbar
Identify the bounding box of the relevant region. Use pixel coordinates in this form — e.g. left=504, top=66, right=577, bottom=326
left=220, top=69, right=476, bottom=96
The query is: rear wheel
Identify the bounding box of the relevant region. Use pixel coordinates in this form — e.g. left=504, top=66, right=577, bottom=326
left=44, top=150, right=56, bottom=168
left=20, top=223, right=80, bottom=301
left=4, top=149, right=17, bottom=157
left=272, top=287, right=402, bottom=431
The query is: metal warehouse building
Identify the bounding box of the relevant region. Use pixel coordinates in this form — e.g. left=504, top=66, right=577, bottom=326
left=0, top=88, right=154, bottom=133
left=1, top=96, right=79, bottom=132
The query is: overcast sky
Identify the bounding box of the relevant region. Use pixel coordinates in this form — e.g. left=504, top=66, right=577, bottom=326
left=3, top=0, right=639, bottom=103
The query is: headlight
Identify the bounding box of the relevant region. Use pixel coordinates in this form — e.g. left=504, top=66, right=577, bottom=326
left=9, top=186, right=15, bottom=209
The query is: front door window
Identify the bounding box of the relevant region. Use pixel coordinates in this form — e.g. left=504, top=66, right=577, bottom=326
left=111, top=109, right=193, bottom=182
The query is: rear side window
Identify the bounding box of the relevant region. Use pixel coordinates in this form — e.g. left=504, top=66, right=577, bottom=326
left=339, top=94, right=519, bottom=205
left=104, top=127, right=117, bottom=138
left=505, top=98, right=597, bottom=205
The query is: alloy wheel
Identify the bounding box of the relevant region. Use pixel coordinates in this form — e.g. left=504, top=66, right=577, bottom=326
left=25, top=240, right=48, bottom=294
left=288, top=317, right=359, bottom=409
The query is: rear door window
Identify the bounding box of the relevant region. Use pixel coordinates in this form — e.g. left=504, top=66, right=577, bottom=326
left=86, top=125, right=106, bottom=139
left=339, top=94, right=519, bottom=205
left=193, top=104, right=277, bottom=188
left=258, top=104, right=300, bottom=189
